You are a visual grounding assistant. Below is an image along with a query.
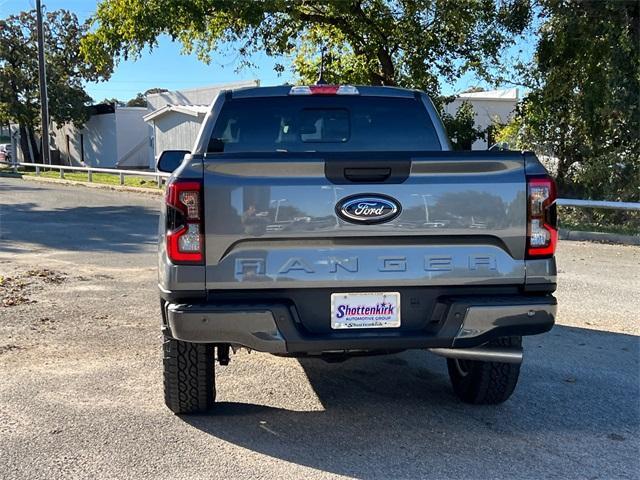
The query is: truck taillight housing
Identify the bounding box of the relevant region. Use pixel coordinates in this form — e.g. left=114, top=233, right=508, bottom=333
left=526, top=176, right=558, bottom=258
left=289, top=85, right=359, bottom=95
left=165, top=180, right=203, bottom=263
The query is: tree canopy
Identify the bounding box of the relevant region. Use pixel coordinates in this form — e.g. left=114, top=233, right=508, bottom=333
left=125, top=87, right=169, bottom=107
left=82, top=0, right=532, bottom=97
left=499, top=0, right=639, bottom=201
left=101, top=97, right=125, bottom=106
left=441, top=101, right=484, bottom=150
left=0, top=9, right=113, bottom=161
left=101, top=88, right=169, bottom=108
left=82, top=0, right=533, bottom=159
left=126, top=93, right=147, bottom=107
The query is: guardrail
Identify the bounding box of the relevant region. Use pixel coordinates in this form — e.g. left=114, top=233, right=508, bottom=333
left=556, top=198, right=640, bottom=211
left=2, top=160, right=640, bottom=210
left=1, top=160, right=170, bottom=188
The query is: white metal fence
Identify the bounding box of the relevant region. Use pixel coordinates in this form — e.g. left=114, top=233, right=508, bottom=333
left=556, top=198, right=640, bottom=211
left=2, top=160, right=640, bottom=210
left=1, top=160, right=170, bottom=188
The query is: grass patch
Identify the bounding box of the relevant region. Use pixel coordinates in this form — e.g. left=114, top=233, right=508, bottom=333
left=0, top=165, right=163, bottom=189
left=0, top=166, right=21, bottom=177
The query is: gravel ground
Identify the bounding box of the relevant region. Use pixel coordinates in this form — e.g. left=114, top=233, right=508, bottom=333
left=0, top=177, right=638, bottom=480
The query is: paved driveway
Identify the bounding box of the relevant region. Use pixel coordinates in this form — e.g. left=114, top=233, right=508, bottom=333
left=0, top=177, right=638, bottom=479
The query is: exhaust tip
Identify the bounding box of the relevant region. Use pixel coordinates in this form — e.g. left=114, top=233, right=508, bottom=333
left=428, top=347, right=523, bottom=364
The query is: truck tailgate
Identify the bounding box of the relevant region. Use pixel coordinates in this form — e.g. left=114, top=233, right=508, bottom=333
left=203, top=151, right=527, bottom=290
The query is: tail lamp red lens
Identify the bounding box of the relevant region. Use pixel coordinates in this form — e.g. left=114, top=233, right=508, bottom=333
left=527, top=176, right=558, bottom=258
left=289, top=85, right=359, bottom=95
left=165, top=180, right=203, bottom=263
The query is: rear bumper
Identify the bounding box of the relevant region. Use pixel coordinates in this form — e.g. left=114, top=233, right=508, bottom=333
left=163, top=294, right=556, bottom=354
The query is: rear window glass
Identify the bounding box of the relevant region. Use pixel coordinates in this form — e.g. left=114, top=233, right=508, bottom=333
left=208, top=95, right=440, bottom=152
left=299, top=109, right=349, bottom=143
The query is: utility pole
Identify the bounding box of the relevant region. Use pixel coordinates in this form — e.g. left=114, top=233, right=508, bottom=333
left=36, top=0, right=50, bottom=164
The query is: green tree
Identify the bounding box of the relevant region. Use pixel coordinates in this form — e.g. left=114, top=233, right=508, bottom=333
left=513, top=0, right=639, bottom=201
left=144, top=87, right=168, bottom=95
left=125, top=88, right=168, bottom=107
left=0, top=10, right=113, bottom=162
left=442, top=101, right=485, bottom=150
left=101, top=97, right=125, bottom=106
left=126, top=93, right=146, bottom=107
left=82, top=0, right=531, bottom=98
left=493, top=115, right=522, bottom=149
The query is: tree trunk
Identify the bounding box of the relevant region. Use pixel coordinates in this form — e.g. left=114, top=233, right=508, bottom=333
left=377, top=47, right=396, bottom=86
left=18, top=125, right=33, bottom=163
left=27, top=126, right=41, bottom=163
left=555, top=156, right=570, bottom=194
left=368, top=71, right=384, bottom=86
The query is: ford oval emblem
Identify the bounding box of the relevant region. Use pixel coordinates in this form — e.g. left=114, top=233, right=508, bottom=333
left=336, top=194, right=401, bottom=224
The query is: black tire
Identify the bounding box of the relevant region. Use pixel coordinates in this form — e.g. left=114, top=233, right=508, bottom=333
left=163, top=335, right=215, bottom=414
left=447, top=336, right=522, bottom=405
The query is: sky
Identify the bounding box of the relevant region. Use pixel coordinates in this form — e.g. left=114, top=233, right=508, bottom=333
left=1, top=0, right=532, bottom=103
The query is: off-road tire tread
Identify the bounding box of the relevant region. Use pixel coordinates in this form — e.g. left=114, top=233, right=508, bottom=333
left=163, top=336, right=215, bottom=414
left=447, top=336, right=521, bottom=405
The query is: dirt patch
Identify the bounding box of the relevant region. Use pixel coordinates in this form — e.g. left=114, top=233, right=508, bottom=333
left=24, top=268, right=67, bottom=284
left=0, top=268, right=67, bottom=307
left=0, top=276, right=32, bottom=307
left=0, top=344, right=23, bottom=355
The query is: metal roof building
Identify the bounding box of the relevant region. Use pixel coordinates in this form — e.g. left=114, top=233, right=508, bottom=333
left=17, top=82, right=513, bottom=170
left=48, top=104, right=148, bottom=169
left=143, top=80, right=259, bottom=168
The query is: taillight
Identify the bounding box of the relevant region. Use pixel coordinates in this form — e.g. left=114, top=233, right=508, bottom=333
left=165, top=180, right=203, bottom=263
left=526, top=176, right=558, bottom=258
left=289, top=85, right=359, bottom=95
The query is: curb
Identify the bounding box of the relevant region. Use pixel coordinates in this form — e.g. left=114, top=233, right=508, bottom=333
left=1, top=173, right=165, bottom=196
left=559, top=228, right=640, bottom=246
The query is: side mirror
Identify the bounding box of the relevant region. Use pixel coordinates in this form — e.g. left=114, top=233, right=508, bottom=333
left=157, top=150, right=190, bottom=173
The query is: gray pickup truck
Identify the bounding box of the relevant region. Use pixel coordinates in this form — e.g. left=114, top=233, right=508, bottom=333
left=157, top=84, right=558, bottom=414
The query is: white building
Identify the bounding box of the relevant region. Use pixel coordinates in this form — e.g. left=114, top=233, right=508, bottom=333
left=145, top=84, right=517, bottom=158
left=444, top=88, right=519, bottom=150
left=10, top=83, right=516, bottom=168
left=11, top=81, right=258, bottom=169
left=144, top=80, right=259, bottom=167
left=50, top=104, right=149, bottom=168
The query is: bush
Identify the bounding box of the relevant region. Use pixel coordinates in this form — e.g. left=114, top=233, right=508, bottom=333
left=558, top=206, right=640, bottom=236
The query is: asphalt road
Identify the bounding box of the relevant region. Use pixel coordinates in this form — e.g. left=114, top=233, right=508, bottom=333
left=0, top=177, right=638, bottom=480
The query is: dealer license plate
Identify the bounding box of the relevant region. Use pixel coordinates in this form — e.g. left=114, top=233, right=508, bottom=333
left=330, top=292, right=401, bottom=329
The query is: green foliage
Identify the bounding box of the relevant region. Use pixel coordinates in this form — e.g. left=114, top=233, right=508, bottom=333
left=83, top=0, right=532, bottom=96
left=291, top=28, right=379, bottom=87
left=101, top=97, right=125, bottom=106
left=493, top=116, right=523, bottom=150
left=126, top=93, right=147, bottom=107
left=558, top=206, right=640, bottom=236
left=0, top=10, right=112, bottom=126
left=441, top=101, right=484, bottom=150
left=513, top=0, right=639, bottom=202
left=125, top=88, right=168, bottom=107
left=0, top=9, right=113, bottom=161
left=144, top=87, right=168, bottom=96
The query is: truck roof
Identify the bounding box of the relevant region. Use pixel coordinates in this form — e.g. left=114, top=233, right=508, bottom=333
left=231, top=85, right=421, bottom=99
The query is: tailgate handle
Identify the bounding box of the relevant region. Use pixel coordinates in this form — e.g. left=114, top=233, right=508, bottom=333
left=324, top=159, right=411, bottom=184
left=343, top=167, right=391, bottom=183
